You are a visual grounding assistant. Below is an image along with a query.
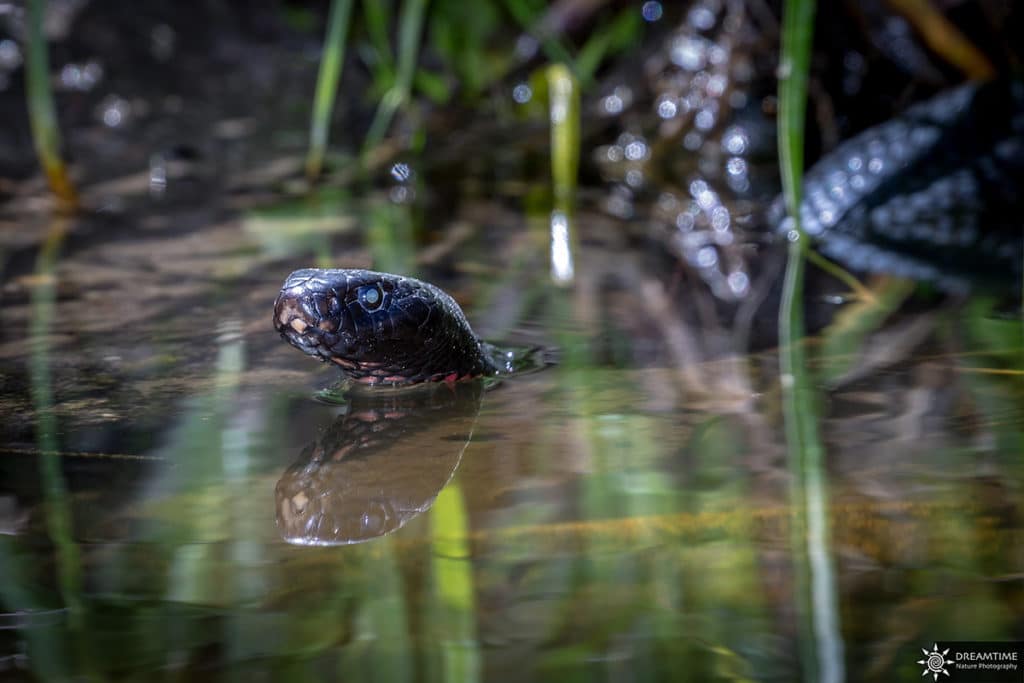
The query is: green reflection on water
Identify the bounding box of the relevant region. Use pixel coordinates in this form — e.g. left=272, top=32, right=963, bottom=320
left=30, top=226, right=80, bottom=609
left=339, top=539, right=414, bottom=682
left=13, top=221, right=95, bottom=679
left=4, top=150, right=1022, bottom=682
left=429, top=481, right=481, bottom=683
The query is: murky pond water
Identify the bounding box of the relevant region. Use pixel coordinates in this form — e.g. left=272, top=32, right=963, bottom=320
left=2, top=1, right=1024, bottom=681
left=2, top=184, right=1022, bottom=681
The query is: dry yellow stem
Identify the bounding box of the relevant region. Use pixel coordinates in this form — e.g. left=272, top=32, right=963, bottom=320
left=886, top=0, right=995, bottom=80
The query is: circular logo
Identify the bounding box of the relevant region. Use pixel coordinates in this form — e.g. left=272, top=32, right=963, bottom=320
left=918, top=644, right=953, bottom=680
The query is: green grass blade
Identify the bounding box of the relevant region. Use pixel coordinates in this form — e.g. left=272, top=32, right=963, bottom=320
left=776, top=1, right=845, bottom=682
left=547, top=63, right=579, bottom=284
left=306, top=0, right=355, bottom=180
left=777, top=0, right=816, bottom=467
left=777, top=1, right=813, bottom=223
left=361, top=0, right=428, bottom=158
left=574, top=9, right=641, bottom=84
left=547, top=63, right=579, bottom=211
left=26, top=0, right=77, bottom=207
left=362, top=0, right=394, bottom=70
left=395, top=0, right=427, bottom=88
left=501, top=0, right=579, bottom=82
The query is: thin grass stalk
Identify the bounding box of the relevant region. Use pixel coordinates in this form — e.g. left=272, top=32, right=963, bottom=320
left=362, top=0, right=393, bottom=72
left=547, top=64, right=579, bottom=211
left=306, top=0, right=355, bottom=180
left=361, top=0, right=428, bottom=158
left=501, top=0, right=579, bottom=82
left=777, top=0, right=845, bottom=681
left=26, top=0, right=77, bottom=207
left=547, top=63, right=579, bottom=285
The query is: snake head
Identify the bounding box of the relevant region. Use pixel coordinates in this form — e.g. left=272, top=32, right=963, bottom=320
left=273, top=268, right=491, bottom=385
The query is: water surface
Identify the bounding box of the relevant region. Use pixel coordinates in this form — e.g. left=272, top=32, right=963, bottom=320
left=1, top=189, right=1021, bottom=682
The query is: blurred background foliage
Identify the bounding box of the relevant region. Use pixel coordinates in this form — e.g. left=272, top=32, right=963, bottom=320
left=301, top=0, right=646, bottom=178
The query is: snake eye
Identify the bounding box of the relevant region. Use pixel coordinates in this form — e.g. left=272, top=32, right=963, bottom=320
left=357, top=284, right=384, bottom=310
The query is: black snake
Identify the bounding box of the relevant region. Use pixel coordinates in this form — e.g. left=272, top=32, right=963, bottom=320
left=275, top=81, right=1023, bottom=384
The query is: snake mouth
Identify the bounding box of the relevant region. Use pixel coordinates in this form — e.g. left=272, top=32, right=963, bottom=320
left=273, top=285, right=344, bottom=364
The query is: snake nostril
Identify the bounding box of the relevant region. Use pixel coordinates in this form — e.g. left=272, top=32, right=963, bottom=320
left=275, top=289, right=317, bottom=336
